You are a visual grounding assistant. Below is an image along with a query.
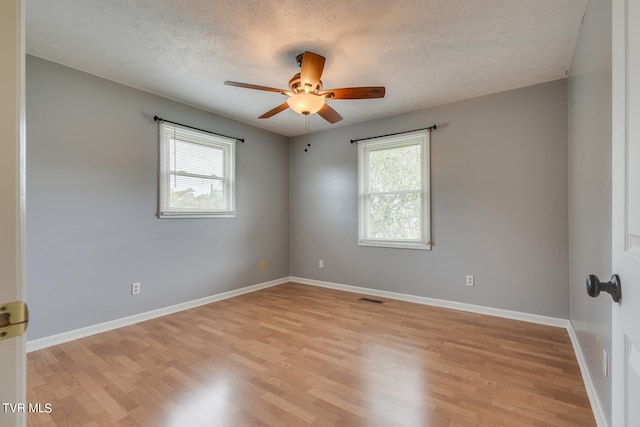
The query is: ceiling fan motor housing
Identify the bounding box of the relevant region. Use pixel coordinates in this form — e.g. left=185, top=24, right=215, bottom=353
left=289, top=73, right=323, bottom=94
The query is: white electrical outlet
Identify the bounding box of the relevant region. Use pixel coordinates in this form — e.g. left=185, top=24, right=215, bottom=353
left=466, top=275, right=474, bottom=286
left=319, top=259, right=324, bottom=268
left=131, top=282, right=140, bottom=295
left=602, top=349, right=608, bottom=377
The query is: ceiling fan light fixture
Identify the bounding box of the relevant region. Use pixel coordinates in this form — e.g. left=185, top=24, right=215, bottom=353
left=287, top=93, right=325, bottom=115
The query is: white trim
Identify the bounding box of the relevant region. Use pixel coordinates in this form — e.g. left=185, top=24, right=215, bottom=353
left=158, top=212, right=236, bottom=219
left=26, top=277, right=288, bottom=352
left=290, top=276, right=568, bottom=327
left=358, top=240, right=431, bottom=250
left=566, top=322, right=609, bottom=427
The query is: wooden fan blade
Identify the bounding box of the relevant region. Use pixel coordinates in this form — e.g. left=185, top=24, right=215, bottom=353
left=225, top=81, right=287, bottom=94
left=300, top=52, right=325, bottom=90
left=319, top=87, right=386, bottom=99
left=259, top=102, right=289, bottom=119
left=317, top=104, right=343, bottom=124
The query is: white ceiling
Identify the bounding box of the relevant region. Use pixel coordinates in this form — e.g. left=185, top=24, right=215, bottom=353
left=26, top=0, right=588, bottom=137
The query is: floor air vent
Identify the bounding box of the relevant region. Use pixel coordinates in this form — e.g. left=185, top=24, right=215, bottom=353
left=359, top=297, right=384, bottom=304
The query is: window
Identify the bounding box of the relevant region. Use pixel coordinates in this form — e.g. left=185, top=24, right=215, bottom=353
left=358, top=130, right=431, bottom=250
left=159, top=122, right=235, bottom=218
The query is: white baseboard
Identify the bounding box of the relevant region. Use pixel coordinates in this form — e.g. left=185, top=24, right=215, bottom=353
left=290, top=276, right=569, bottom=328
left=566, top=323, right=609, bottom=427
left=27, top=275, right=567, bottom=353
left=27, top=274, right=607, bottom=426
left=26, top=277, right=289, bottom=352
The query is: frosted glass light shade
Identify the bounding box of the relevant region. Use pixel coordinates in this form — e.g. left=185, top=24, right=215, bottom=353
left=287, top=93, right=325, bottom=115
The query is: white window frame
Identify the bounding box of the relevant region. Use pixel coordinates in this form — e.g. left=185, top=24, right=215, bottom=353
left=358, top=130, right=431, bottom=250
left=158, top=122, right=236, bottom=218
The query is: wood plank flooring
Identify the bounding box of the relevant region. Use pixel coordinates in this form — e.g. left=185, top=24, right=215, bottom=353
left=27, top=282, right=595, bottom=426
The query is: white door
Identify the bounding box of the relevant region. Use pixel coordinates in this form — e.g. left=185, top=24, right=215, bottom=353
left=0, top=1, right=26, bottom=427
left=612, top=0, right=640, bottom=426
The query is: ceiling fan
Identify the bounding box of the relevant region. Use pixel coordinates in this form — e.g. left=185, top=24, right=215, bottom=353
left=224, top=51, right=385, bottom=124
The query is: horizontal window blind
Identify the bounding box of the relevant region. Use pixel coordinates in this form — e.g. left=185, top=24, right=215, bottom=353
left=159, top=122, right=236, bottom=218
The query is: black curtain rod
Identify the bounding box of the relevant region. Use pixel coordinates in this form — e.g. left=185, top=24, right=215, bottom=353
left=350, top=124, right=437, bottom=144
left=154, top=115, right=245, bottom=143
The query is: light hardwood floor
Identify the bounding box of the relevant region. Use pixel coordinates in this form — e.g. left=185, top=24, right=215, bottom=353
left=27, top=282, right=595, bottom=426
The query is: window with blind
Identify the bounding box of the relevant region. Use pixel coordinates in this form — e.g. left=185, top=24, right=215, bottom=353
left=158, top=122, right=235, bottom=218
left=358, top=130, right=431, bottom=249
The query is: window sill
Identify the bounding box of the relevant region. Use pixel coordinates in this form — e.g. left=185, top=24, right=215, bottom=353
left=358, top=240, right=432, bottom=250
left=158, top=212, right=236, bottom=219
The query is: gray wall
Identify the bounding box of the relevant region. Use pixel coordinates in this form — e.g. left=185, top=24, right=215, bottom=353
left=26, top=55, right=575, bottom=338
left=26, top=56, right=290, bottom=340
left=568, top=0, right=612, bottom=422
left=290, top=80, right=569, bottom=318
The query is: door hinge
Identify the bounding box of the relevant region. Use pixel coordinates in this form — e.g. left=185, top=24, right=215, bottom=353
left=0, top=301, right=28, bottom=341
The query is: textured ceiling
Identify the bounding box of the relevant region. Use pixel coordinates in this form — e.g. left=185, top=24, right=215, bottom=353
left=26, top=0, right=587, bottom=137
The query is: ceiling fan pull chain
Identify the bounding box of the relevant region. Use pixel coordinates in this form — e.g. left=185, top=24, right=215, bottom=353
left=304, top=114, right=311, bottom=152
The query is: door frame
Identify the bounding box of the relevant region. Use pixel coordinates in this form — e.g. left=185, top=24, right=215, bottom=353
left=611, top=0, right=640, bottom=425
left=0, top=0, right=27, bottom=426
